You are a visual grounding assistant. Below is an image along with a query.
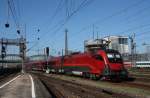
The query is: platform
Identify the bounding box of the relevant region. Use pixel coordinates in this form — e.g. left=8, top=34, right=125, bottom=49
left=0, top=73, right=51, bottom=98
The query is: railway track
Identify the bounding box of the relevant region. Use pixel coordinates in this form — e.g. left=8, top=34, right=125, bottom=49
left=129, top=73, right=150, bottom=77
left=33, top=72, right=147, bottom=98
left=127, top=73, right=150, bottom=84
left=110, top=81, right=150, bottom=91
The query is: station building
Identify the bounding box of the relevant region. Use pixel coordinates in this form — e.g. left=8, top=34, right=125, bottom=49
left=103, top=36, right=129, bottom=55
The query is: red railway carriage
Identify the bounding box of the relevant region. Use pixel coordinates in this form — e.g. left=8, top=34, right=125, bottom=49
left=47, top=49, right=128, bottom=79
left=26, top=60, right=47, bottom=71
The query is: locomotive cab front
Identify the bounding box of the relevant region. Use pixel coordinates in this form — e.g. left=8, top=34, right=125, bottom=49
left=100, top=49, right=128, bottom=80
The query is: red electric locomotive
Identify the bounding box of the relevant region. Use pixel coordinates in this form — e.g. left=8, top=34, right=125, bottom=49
left=46, top=49, right=128, bottom=80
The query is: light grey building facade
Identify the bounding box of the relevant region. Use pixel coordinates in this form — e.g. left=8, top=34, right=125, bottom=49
left=104, top=36, right=129, bottom=54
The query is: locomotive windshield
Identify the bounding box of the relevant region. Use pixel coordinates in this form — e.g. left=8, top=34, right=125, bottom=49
left=107, top=53, right=122, bottom=63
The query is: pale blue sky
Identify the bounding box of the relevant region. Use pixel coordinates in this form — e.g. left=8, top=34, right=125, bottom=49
left=0, top=0, right=150, bottom=55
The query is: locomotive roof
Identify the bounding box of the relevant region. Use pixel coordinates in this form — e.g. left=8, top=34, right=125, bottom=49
left=48, top=49, right=120, bottom=61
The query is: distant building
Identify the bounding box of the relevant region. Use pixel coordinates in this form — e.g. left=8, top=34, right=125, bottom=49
left=84, top=39, right=108, bottom=52
left=103, top=36, right=129, bottom=55
left=29, top=55, right=46, bottom=61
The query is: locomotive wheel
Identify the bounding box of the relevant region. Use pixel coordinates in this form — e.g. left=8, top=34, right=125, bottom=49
left=95, top=75, right=101, bottom=80
left=82, top=72, right=90, bottom=78
left=82, top=72, right=86, bottom=78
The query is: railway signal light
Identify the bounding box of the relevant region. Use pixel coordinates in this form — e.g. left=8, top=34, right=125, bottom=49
left=17, top=30, right=20, bottom=34
left=37, top=29, right=40, bottom=32
left=5, top=23, right=10, bottom=28
left=1, top=53, right=6, bottom=59
left=1, top=45, right=6, bottom=59
left=46, top=47, right=49, bottom=56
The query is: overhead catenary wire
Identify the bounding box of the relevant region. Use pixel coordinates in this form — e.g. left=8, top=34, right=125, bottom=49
left=71, top=0, right=146, bottom=38
left=66, top=0, right=149, bottom=45
left=66, top=0, right=150, bottom=52
left=136, top=34, right=150, bottom=40
left=39, top=0, right=94, bottom=47
left=58, top=0, right=93, bottom=35
left=123, top=5, right=150, bottom=24
left=136, top=30, right=150, bottom=37
left=11, top=0, right=19, bottom=20
left=70, top=23, right=150, bottom=41
left=93, top=0, right=146, bottom=25
left=69, top=0, right=75, bottom=16
left=44, top=0, right=64, bottom=28
left=38, top=0, right=65, bottom=39
left=65, top=0, right=69, bottom=18
left=91, top=2, right=150, bottom=34
left=11, top=0, right=21, bottom=30
left=117, top=23, right=150, bottom=35
left=6, top=0, right=9, bottom=23
left=45, top=0, right=93, bottom=38
left=16, top=0, right=21, bottom=21
left=104, top=4, right=150, bottom=37
left=37, top=0, right=149, bottom=53
left=26, top=41, right=39, bottom=52
left=7, top=0, right=20, bottom=28
left=36, top=0, right=90, bottom=51
left=11, top=0, right=20, bottom=30
left=133, top=30, right=150, bottom=39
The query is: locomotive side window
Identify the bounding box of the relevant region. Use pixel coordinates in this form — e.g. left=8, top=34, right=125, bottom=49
left=94, top=55, right=103, bottom=61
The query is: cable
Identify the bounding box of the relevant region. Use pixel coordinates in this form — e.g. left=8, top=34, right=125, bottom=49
left=16, top=0, right=21, bottom=20
left=33, top=0, right=94, bottom=53
left=38, top=0, right=64, bottom=39
left=11, top=0, right=20, bottom=28
left=52, top=0, right=94, bottom=36
left=72, top=0, right=146, bottom=38
left=124, top=5, right=150, bottom=24
left=49, top=0, right=90, bottom=35
left=8, top=0, right=19, bottom=28
left=136, top=30, right=150, bottom=37
left=11, top=0, right=18, bottom=19
left=117, top=23, right=150, bottom=35
left=94, top=0, right=146, bottom=25
left=90, top=2, right=150, bottom=34
left=39, top=0, right=64, bottom=31
left=67, top=0, right=92, bottom=19
left=26, top=41, right=39, bottom=52
left=45, top=0, right=64, bottom=27
left=39, top=0, right=94, bottom=46
left=65, top=0, right=69, bottom=18
left=133, top=30, right=150, bottom=41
